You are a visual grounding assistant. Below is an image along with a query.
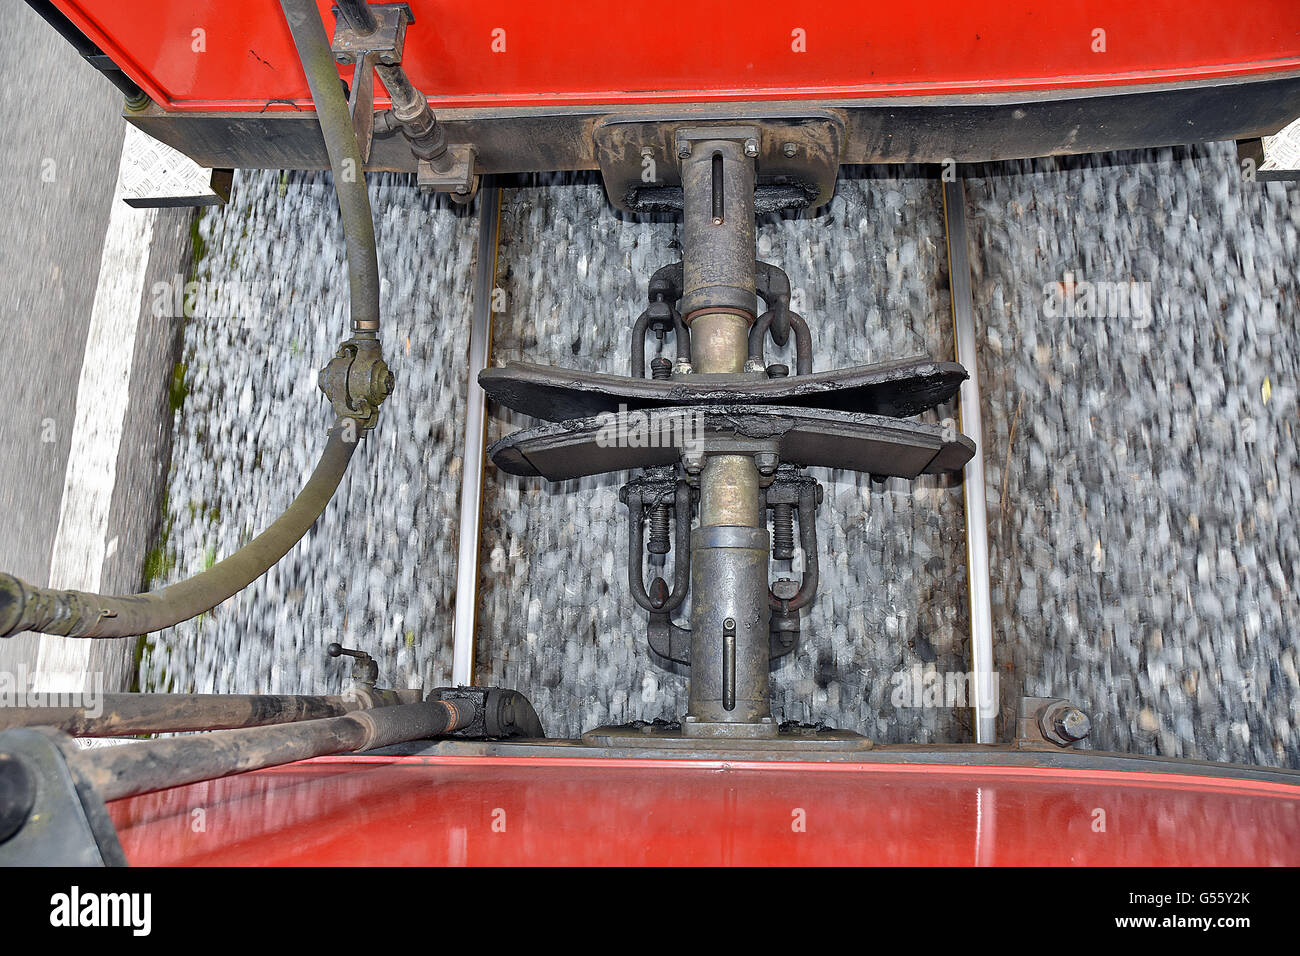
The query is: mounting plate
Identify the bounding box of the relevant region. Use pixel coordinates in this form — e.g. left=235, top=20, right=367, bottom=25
left=594, top=111, right=845, bottom=214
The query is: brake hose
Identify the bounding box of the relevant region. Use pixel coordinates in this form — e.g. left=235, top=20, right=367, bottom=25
left=0, top=0, right=385, bottom=639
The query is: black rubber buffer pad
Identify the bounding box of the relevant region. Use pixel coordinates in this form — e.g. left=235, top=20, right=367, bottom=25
left=487, top=405, right=975, bottom=481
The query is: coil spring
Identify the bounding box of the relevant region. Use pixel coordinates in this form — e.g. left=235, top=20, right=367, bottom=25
left=772, top=502, right=796, bottom=560
left=648, top=502, right=672, bottom=554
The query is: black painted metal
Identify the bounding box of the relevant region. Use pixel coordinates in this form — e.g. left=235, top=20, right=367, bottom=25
left=24, top=0, right=146, bottom=104
left=123, top=73, right=1300, bottom=177
left=487, top=405, right=975, bottom=482
left=480, top=357, right=967, bottom=421
left=0, top=729, right=126, bottom=867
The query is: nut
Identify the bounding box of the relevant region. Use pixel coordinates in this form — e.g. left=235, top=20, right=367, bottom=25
left=1054, top=707, right=1092, bottom=742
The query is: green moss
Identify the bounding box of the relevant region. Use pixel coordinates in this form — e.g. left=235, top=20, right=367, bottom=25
left=189, top=207, right=208, bottom=266
left=128, top=634, right=147, bottom=693
left=168, top=361, right=189, bottom=415
left=142, top=545, right=175, bottom=585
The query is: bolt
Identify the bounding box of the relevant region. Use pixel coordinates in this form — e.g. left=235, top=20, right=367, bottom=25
left=766, top=363, right=789, bottom=378
left=369, top=359, right=394, bottom=400
left=672, top=359, right=693, bottom=377
left=743, top=138, right=759, bottom=158
left=743, top=357, right=766, bottom=374
left=650, top=356, right=672, bottom=380
left=677, top=142, right=692, bottom=159
left=771, top=577, right=800, bottom=601
left=641, top=146, right=654, bottom=158
left=1053, top=707, right=1092, bottom=742
left=771, top=503, right=796, bottom=559
left=754, top=452, right=779, bottom=475
left=782, top=142, right=798, bottom=158
left=682, top=452, right=704, bottom=475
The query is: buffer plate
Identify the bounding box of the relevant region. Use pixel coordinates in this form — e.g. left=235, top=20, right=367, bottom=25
left=480, top=357, right=966, bottom=422
left=487, top=405, right=974, bottom=481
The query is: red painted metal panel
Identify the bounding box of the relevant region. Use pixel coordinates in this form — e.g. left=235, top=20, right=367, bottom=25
left=107, top=755, right=1300, bottom=865
left=50, top=1, right=1300, bottom=112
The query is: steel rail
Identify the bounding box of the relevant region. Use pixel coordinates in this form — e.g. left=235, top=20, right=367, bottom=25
left=942, top=176, right=998, bottom=744
left=451, top=186, right=503, bottom=685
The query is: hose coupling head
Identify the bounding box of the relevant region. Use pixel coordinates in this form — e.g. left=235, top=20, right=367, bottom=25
left=318, top=335, right=394, bottom=431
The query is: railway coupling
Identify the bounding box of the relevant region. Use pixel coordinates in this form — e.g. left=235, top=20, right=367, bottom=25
left=482, top=126, right=976, bottom=744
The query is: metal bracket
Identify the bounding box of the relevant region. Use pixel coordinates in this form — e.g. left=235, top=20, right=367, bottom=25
left=594, top=111, right=844, bottom=214
left=681, top=437, right=781, bottom=479
left=1015, top=697, right=1093, bottom=749
left=1237, top=118, right=1300, bottom=182
left=417, top=144, right=480, bottom=202
left=331, top=3, right=413, bottom=163
left=0, top=729, right=126, bottom=866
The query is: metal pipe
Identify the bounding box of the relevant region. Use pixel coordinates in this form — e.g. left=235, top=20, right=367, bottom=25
left=699, top=455, right=762, bottom=527
left=943, top=176, right=997, bottom=744
left=690, top=312, right=750, bottom=374
left=373, top=64, right=447, bottom=163
left=0, top=693, right=371, bottom=736
left=0, top=419, right=359, bottom=638
left=686, top=525, right=772, bottom=731
left=68, top=700, right=470, bottom=802
left=333, top=0, right=379, bottom=34
left=681, top=140, right=756, bottom=321
left=452, top=186, right=502, bottom=685
left=677, top=139, right=775, bottom=736
left=282, top=0, right=380, bottom=333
